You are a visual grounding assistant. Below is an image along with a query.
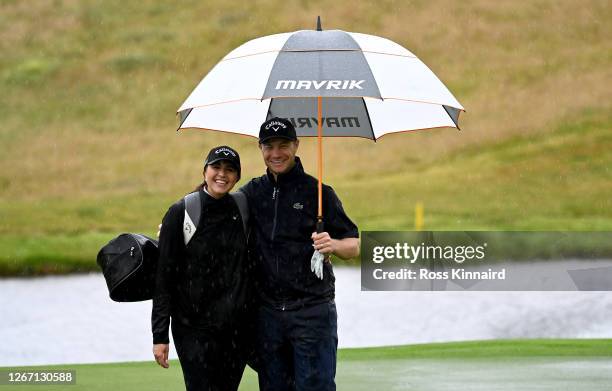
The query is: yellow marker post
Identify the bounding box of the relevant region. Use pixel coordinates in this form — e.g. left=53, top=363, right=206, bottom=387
left=415, top=202, right=424, bottom=231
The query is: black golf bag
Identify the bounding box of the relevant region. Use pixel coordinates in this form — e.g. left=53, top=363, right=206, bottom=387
left=96, top=233, right=159, bottom=302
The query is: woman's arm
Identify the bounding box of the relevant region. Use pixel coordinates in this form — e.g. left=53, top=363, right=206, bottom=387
left=151, top=202, right=183, bottom=365
left=153, top=344, right=169, bottom=368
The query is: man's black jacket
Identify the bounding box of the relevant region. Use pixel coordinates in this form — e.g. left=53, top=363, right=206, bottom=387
left=151, top=190, right=254, bottom=344
left=240, top=157, right=358, bottom=311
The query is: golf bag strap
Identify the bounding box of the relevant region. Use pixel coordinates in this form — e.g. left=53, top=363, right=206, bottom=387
left=183, top=191, right=249, bottom=245
left=230, top=191, right=249, bottom=237
left=183, top=191, right=201, bottom=245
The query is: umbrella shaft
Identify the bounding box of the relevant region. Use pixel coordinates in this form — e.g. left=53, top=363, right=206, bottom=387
left=317, top=96, right=323, bottom=222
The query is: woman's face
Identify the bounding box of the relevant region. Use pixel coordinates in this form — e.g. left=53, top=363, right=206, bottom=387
left=204, top=160, right=239, bottom=199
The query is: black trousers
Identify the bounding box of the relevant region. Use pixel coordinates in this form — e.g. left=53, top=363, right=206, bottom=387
left=171, top=321, right=248, bottom=391
left=257, top=301, right=338, bottom=391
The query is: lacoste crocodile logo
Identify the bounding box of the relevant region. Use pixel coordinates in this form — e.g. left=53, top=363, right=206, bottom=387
left=293, top=202, right=304, bottom=210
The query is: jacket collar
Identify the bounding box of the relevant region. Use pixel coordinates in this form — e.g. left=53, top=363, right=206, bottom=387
left=266, top=156, right=305, bottom=185
left=199, top=187, right=230, bottom=206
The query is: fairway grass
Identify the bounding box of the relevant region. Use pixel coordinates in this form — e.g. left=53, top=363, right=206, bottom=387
left=3, top=339, right=612, bottom=391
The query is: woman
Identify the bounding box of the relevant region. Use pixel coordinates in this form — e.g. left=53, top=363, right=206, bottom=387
left=151, top=145, right=255, bottom=391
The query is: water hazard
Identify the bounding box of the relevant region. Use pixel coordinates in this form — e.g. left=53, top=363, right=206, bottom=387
left=2, top=267, right=612, bottom=366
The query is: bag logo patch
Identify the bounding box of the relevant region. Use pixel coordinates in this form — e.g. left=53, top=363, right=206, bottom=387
left=183, top=211, right=197, bottom=245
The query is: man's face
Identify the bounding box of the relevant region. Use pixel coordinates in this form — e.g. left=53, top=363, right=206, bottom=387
left=259, top=138, right=299, bottom=176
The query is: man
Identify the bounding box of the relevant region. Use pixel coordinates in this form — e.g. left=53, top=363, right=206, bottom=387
left=240, top=117, right=359, bottom=391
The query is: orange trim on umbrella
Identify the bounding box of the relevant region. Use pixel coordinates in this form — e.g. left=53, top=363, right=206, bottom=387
left=179, top=97, right=464, bottom=113
left=178, top=124, right=461, bottom=138
left=223, top=50, right=281, bottom=61
left=223, top=49, right=418, bottom=61
left=360, top=50, right=417, bottom=58
left=177, top=127, right=260, bottom=139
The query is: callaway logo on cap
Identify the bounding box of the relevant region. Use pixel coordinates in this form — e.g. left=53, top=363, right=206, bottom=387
left=203, top=145, right=241, bottom=178
left=265, top=120, right=288, bottom=132
left=214, top=147, right=237, bottom=157
left=259, top=117, right=297, bottom=144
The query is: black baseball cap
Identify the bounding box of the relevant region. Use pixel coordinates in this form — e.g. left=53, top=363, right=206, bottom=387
left=204, top=145, right=241, bottom=178
left=259, top=117, right=297, bottom=144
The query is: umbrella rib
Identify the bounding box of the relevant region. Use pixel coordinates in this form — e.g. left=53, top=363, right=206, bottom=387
left=374, top=125, right=462, bottom=140
left=177, top=126, right=260, bottom=140
left=223, top=50, right=417, bottom=61
left=180, top=97, right=464, bottom=112
left=343, top=32, right=383, bottom=100
left=443, top=105, right=461, bottom=130
left=176, top=108, right=193, bottom=131
left=265, top=98, right=274, bottom=121
left=376, top=97, right=465, bottom=111
left=259, top=33, right=294, bottom=102
left=361, top=97, right=377, bottom=142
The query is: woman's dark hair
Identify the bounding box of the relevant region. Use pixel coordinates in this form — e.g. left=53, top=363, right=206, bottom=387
left=192, top=181, right=205, bottom=193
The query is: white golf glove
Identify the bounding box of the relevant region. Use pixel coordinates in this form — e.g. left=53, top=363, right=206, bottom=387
left=311, top=250, right=324, bottom=279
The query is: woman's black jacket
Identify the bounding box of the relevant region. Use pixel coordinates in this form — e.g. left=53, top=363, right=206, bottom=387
left=151, top=190, right=254, bottom=344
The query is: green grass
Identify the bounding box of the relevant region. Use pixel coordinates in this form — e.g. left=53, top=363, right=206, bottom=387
left=3, top=339, right=611, bottom=391
left=340, top=109, right=612, bottom=232
left=338, top=339, right=612, bottom=360
left=0, top=232, right=121, bottom=276
left=1, top=110, right=611, bottom=275
left=0, top=0, right=611, bottom=275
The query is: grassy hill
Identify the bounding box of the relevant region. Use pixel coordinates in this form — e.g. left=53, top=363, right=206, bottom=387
left=1, top=0, right=611, bottom=274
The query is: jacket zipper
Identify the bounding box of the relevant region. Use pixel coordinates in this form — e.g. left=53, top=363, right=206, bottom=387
left=271, top=184, right=285, bottom=311
left=271, top=186, right=280, bottom=279
left=271, top=187, right=280, bottom=242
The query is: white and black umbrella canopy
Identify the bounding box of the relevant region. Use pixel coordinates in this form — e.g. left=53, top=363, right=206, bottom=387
left=178, top=28, right=464, bottom=140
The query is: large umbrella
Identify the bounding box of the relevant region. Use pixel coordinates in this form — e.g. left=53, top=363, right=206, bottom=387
left=177, top=17, right=464, bottom=228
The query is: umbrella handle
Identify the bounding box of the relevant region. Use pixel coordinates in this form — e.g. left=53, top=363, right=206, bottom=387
left=316, top=218, right=324, bottom=234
